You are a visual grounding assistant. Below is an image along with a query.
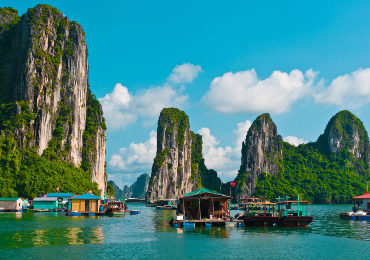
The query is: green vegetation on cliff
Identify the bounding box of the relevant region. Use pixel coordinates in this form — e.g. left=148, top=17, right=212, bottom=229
left=254, top=111, right=369, bottom=204
left=0, top=5, right=103, bottom=198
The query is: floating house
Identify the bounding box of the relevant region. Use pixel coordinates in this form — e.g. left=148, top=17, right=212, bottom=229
left=33, top=197, right=59, bottom=211
left=340, top=193, right=370, bottom=220
left=47, top=193, right=74, bottom=202
left=47, top=193, right=74, bottom=210
left=0, top=198, right=23, bottom=212
left=68, top=193, right=102, bottom=214
left=170, top=188, right=236, bottom=227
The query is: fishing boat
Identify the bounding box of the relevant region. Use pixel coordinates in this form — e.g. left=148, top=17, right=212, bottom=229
left=241, top=202, right=278, bottom=226
left=105, top=201, right=127, bottom=216
left=239, top=197, right=264, bottom=210
left=156, top=199, right=178, bottom=210
left=275, top=196, right=313, bottom=227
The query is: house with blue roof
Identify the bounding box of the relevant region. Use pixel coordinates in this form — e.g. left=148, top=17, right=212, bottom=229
left=68, top=193, right=102, bottom=213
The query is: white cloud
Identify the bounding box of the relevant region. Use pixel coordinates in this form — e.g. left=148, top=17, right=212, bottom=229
left=233, top=120, right=252, bottom=148
left=100, top=63, right=202, bottom=130
left=198, top=120, right=251, bottom=182
left=134, top=84, right=188, bottom=118
left=99, top=84, right=137, bottom=130
left=109, top=130, right=157, bottom=172
left=167, top=63, right=203, bottom=84
left=202, top=69, right=316, bottom=114
left=283, top=136, right=308, bottom=146
left=314, top=68, right=370, bottom=108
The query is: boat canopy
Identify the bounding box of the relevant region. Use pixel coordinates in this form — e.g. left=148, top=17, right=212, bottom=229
left=276, top=200, right=309, bottom=204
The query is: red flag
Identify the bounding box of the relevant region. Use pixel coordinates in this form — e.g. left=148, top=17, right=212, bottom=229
left=230, top=181, right=235, bottom=187
left=88, top=190, right=92, bottom=194
left=56, top=187, right=60, bottom=191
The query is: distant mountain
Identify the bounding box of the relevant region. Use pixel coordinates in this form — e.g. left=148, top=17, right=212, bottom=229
left=109, top=173, right=150, bottom=200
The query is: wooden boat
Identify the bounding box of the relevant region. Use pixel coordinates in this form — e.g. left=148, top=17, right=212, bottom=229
left=239, top=197, right=264, bottom=210
left=105, top=201, right=127, bottom=216
left=241, top=202, right=278, bottom=226
left=156, top=199, right=178, bottom=210
left=275, top=196, right=313, bottom=227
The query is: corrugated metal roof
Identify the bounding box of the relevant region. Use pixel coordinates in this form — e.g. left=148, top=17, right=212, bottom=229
left=182, top=188, right=229, bottom=198
left=47, top=193, right=75, bottom=198
left=33, top=197, right=58, bottom=202
left=0, top=198, right=20, bottom=201
left=353, top=194, right=370, bottom=199
left=70, top=193, right=101, bottom=200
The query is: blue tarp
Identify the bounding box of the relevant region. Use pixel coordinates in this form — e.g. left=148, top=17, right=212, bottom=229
left=47, top=193, right=75, bottom=198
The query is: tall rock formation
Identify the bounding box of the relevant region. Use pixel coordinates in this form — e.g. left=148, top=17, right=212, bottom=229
left=316, top=110, right=370, bottom=176
left=146, top=108, right=202, bottom=203
left=235, top=113, right=283, bottom=200
left=0, top=5, right=106, bottom=196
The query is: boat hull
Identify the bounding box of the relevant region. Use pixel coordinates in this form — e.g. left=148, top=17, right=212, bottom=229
left=276, top=216, right=313, bottom=227
left=243, top=216, right=279, bottom=226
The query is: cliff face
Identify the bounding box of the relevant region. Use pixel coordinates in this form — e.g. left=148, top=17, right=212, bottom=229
left=146, top=108, right=201, bottom=203
left=235, top=113, right=283, bottom=200
left=317, top=110, right=370, bottom=176
left=0, top=5, right=106, bottom=196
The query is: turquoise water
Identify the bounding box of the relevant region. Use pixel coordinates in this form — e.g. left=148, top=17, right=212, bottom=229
left=0, top=204, right=369, bottom=259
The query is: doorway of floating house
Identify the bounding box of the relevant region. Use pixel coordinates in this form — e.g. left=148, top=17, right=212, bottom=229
left=200, top=200, right=209, bottom=219
left=85, top=200, right=89, bottom=212
left=367, top=202, right=370, bottom=212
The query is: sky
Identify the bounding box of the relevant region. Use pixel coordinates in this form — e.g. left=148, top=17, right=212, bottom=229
left=6, top=0, right=370, bottom=188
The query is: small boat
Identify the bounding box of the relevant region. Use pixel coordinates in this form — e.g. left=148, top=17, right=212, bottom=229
left=275, top=196, right=313, bottom=227
left=156, top=199, right=178, bottom=210
left=240, top=202, right=278, bottom=226
left=105, top=201, right=127, bottom=216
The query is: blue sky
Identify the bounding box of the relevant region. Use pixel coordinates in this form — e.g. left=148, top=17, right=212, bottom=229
left=7, top=1, right=370, bottom=188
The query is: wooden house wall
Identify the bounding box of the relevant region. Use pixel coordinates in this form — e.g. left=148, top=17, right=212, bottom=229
left=71, top=200, right=100, bottom=212
left=0, top=200, right=22, bottom=210
left=181, top=197, right=229, bottom=219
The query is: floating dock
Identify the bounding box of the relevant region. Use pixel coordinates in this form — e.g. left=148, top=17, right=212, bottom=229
left=65, top=212, right=105, bottom=216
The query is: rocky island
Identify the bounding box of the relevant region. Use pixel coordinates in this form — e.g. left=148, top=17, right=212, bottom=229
left=0, top=5, right=106, bottom=197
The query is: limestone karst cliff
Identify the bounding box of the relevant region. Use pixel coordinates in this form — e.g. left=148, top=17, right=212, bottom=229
left=0, top=5, right=106, bottom=197
left=238, top=110, right=370, bottom=204
left=316, top=110, right=370, bottom=176
left=234, top=113, right=283, bottom=200
left=146, top=108, right=203, bottom=203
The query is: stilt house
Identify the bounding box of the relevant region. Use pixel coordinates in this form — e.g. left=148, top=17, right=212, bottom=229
left=179, top=188, right=231, bottom=220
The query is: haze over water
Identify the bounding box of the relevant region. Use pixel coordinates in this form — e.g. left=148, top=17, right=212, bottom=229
left=0, top=204, right=369, bottom=259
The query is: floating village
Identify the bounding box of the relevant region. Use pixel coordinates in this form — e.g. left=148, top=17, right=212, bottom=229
left=2, top=187, right=370, bottom=228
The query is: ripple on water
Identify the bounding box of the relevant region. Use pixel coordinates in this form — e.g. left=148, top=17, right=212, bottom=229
left=0, top=204, right=370, bottom=259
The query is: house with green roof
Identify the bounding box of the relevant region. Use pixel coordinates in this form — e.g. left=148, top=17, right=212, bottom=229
left=179, top=188, right=231, bottom=221
left=0, top=198, right=23, bottom=211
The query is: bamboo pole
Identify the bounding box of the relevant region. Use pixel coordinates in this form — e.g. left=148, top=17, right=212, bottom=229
left=199, top=199, right=201, bottom=220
